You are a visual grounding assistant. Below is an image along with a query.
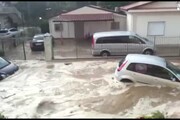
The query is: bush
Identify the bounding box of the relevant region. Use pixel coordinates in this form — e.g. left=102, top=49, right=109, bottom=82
left=39, top=20, right=49, bottom=34
left=0, top=113, right=6, bottom=119
left=139, top=111, right=165, bottom=119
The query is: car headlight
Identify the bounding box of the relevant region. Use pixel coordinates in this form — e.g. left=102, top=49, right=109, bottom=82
left=1, top=73, right=7, bottom=79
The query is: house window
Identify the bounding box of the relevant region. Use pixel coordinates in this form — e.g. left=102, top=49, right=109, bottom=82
left=54, top=23, right=63, bottom=31
left=111, top=22, right=120, bottom=30
left=147, top=21, right=165, bottom=36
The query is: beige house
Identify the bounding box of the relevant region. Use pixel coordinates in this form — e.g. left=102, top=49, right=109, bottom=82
left=49, top=5, right=126, bottom=39
left=120, top=1, right=180, bottom=44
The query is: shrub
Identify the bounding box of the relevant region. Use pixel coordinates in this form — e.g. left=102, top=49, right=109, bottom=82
left=0, top=113, right=6, bottom=119
left=139, top=111, right=165, bottom=119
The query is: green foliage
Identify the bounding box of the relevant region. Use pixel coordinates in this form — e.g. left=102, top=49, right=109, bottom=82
left=39, top=20, right=49, bottom=33
left=14, top=1, right=133, bottom=26
left=0, top=113, right=6, bottom=119
left=140, top=111, right=165, bottom=119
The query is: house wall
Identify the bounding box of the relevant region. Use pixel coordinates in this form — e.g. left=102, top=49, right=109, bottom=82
left=49, top=15, right=127, bottom=39
left=113, top=14, right=127, bottom=31
left=84, top=15, right=127, bottom=36
left=84, top=21, right=111, bottom=36
left=49, top=19, right=75, bottom=39
left=0, top=15, right=8, bottom=29
left=127, top=12, right=180, bottom=37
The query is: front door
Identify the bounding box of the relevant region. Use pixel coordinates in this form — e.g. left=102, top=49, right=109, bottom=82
left=74, top=22, right=84, bottom=39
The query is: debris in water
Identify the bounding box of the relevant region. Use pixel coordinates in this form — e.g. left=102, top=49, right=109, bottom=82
left=65, top=63, right=72, bottom=65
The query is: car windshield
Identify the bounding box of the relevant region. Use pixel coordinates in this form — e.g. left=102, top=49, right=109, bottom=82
left=0, top=57, right=10, bottom=69
left=135, top=34, right=149, bottom=42
left=34, top=36, right=44, bottom=40
left=166, top=61, right=180, bottom=76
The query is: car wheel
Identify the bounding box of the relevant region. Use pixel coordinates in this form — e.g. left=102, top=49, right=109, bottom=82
left=100, top=51, right=110, bottom=57
left=143, top=49, right=153, bottom=55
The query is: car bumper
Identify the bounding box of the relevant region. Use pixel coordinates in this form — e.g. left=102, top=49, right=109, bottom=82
left=30, top=42, right=44, bottom=50
left=115, top=69, right=121, bottom=81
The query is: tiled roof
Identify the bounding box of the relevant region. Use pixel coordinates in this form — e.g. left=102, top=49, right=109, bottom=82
left=53, top=13, right=114, bottom=22
left=120, top=1, right=152, bottom=10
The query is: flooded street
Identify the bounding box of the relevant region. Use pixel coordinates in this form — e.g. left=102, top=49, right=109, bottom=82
left=0, top=60, right=180, bottom=118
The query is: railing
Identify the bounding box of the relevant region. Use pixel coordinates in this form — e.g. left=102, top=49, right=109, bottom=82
left=147, top=36, right=180, bottom=56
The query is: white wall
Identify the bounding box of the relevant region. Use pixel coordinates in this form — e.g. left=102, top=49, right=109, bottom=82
left=113, top=14, right=127, bottom=31
left=84, top=21, right=111, bottom=36
left=128, top=12, right=180, bottom=37
left=49, top=20, right=75, bottom=39
left=84, top=15, right=127, bottom=35
left=49, top=14, right=126, bottom=38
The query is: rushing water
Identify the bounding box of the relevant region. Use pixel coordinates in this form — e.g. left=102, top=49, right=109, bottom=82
left=0, top=60, right=180, bottom=118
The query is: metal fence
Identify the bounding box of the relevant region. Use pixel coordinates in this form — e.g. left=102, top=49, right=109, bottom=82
left=53, top=36, right=180, bottom=60
left=147, top=36, right=180, bottom=57
left=1, top=35, right=180, bottom=61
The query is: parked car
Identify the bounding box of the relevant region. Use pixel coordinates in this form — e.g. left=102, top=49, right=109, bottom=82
left=7, top=28, right=19, bottom=36
left=30, top=34, right=54, bottom=51
left=115, top=54, right=180, bottom=88
left=30, top=34, right=45, bottom=51
left=92, top=31, right=155, bottom=56
left=0, top=57, right=19, bottom=80
left=0, top=29, right=10, bottom=38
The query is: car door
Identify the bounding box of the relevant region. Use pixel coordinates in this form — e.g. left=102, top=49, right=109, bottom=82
left=101, top=36, right=128, bottom=55
left=127, top=36, right=145, bottom=54
left=126, top=63, right=158, bottom=84
left=145, top=64, right=180, bottom=88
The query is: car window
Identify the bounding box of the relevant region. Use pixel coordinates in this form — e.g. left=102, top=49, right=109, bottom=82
left=127, top=63, right=178, bottom=81
left=146, top=65, right=174, bottom=80
left=34, top=36, right=44, bottom=40
left=128, top=36, right=145, bottom=44
left=166, top=61, right=180, bottom=76
left=0, top=30, right=8, bottom=33
left=96, top=36, right=129, bottom=44
left=9, top=28, right=17, bottom=32
left=0, top=57, right=10, bottom=69
left=127, top=63, right=147, bottom=74
left=118, top=57, right=125, bottom=67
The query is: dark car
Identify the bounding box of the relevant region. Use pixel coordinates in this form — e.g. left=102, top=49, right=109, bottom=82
left=30, top=34, right=45, bottom=51
left=30, top=34, right=54, bottom=51
left=0, top=57, right=19, bottom=80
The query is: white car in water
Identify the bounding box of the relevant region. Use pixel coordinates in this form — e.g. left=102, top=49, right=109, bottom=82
left=115, top=54, right=180, bottom=88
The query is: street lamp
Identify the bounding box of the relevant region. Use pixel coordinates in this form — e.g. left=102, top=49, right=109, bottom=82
left=39, top=17, right=42, bottom=20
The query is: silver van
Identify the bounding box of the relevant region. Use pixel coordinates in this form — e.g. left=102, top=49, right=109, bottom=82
left=92, top=31, right=155, bottom=56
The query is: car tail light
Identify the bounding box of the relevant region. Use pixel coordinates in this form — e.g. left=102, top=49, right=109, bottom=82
left=117, top=60, right=128, bottom=71
left=92, top=36, right=95, bottom=48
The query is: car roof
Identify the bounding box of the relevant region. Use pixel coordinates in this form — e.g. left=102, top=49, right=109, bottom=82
left=34, top=34, right=44, bottom=38
left=93, top=31, right=136, bottom=40
left=125, top=54, right=166, bottom=67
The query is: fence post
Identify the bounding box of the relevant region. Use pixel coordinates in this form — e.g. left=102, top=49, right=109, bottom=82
left=44, top=33, right=53, bottom=61
left=22, top=39, right=26, bottom=60
left=179, top=36, right=180, bottom=56
left=1, top=39, right=5, bottom=56
left=76, top=38, right=78, bottom=59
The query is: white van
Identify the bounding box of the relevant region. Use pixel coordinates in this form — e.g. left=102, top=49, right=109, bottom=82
left=92, top=31, right=155, bottom=56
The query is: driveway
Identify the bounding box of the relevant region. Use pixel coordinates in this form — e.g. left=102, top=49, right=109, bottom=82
left=0, top=59, right=180, bottom=118
left=3, top=38, right=180, bottom=60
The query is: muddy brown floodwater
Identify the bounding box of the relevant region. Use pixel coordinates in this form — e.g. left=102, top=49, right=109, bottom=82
left=0, top=60, right=180, bottom=118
